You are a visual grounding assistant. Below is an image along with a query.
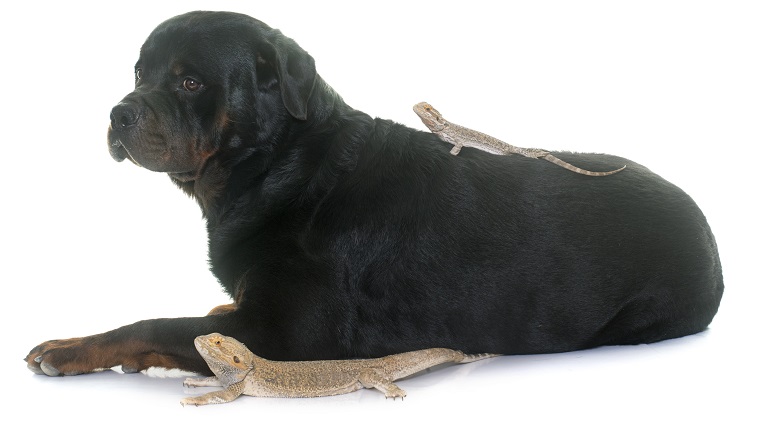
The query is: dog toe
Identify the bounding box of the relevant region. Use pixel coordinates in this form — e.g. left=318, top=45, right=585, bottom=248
left=40, top=361, right=62, bottom=376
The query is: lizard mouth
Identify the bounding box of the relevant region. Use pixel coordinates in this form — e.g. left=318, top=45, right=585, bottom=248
left=193, top=335, right=254, bottom=377
left=194, top=337, right=216, bottom=354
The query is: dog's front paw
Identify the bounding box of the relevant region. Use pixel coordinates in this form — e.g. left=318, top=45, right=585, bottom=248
left=25, top=337, right=102, bottom=376
left=26, top=328, right=199, bottom=377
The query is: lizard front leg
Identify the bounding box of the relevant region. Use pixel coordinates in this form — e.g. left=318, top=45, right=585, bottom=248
left=358, top=369, right=407, bottom=399
left=181, top=381, right=245, bottom=406
left=444, top=133, right=465, bottom=155
left=183, top=376, right=222, bottom=388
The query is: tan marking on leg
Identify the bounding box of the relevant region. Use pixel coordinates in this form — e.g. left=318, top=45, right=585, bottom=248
left=206, top=303, right=237, bottom=315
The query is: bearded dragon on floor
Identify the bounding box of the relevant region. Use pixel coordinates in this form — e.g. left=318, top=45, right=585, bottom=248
left=413, top=102, right=625, bottom=176
left=180, top=333, right=498, bottom=406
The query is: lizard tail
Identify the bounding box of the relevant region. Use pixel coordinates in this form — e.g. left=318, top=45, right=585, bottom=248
left=543, top=154, right=626, bottom=176
left=456, top=352, right=501, bottom=363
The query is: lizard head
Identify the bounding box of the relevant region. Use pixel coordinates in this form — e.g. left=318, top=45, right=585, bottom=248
left=194, top=333, right=255, bottom=383
left=413, top=102, right=447, bottom=132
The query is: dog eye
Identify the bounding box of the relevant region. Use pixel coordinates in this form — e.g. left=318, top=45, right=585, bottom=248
left=135, top=68, right=143, bottom=82
left=183, top=78, right=203, bottom=92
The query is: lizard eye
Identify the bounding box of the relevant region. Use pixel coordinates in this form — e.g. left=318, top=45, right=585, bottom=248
left=215, top=341, right=221, bottom=346
left=233, top=356, right=240, bottom=363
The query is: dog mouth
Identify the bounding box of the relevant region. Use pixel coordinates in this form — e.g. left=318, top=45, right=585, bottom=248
left=108, top=138, right=141, bottom=166
left=108, top=130, right=172, bottom=167
left=107, top=124, right=142, bottom=166
left=110, top=138, right=200, bottom=182
left=107, top=127, right=205, bottom=182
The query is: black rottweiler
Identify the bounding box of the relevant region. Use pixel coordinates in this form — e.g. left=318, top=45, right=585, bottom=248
left=26, top=11, right=723, bottom=377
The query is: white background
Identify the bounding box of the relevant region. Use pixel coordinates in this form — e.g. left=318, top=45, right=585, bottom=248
left=1, top=1, right=757, bottom=428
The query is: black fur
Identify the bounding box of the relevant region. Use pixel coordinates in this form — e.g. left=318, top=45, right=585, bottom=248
left=27, top=11, right=723, bottom=376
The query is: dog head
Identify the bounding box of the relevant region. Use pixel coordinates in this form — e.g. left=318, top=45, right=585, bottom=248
left=107, top=11, right=317, bottom=182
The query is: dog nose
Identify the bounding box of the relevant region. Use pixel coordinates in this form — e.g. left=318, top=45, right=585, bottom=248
left=110, top=102, right=140, bottom=130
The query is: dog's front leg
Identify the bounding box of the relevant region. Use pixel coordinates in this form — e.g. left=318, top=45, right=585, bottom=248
left=25, top=314, right=239, bottom=376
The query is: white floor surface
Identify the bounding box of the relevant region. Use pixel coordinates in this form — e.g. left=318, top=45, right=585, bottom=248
left=1, top=1, right=757, bottom=428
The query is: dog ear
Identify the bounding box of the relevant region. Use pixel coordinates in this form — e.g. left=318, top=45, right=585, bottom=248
left=261, top=33, right=317, bottom=121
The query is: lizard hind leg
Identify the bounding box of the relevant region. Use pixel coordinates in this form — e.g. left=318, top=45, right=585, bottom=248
left=358, top=369, right=407, bottom=400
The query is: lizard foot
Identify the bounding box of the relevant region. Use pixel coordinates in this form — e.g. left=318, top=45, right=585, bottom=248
left=358, top=369, right=407, bottom=400
left=180, top=396, right=204, bottom=407
left=384, top=386, right=407, bottom=400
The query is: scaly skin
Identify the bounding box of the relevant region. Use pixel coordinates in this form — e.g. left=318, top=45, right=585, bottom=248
left=413, top=102, right=625, bottom=176
left=180, top=333, right=498, bottom=405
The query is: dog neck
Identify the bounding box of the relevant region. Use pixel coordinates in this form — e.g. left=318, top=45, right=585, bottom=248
left=172, top=76, right=360, bottom=224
